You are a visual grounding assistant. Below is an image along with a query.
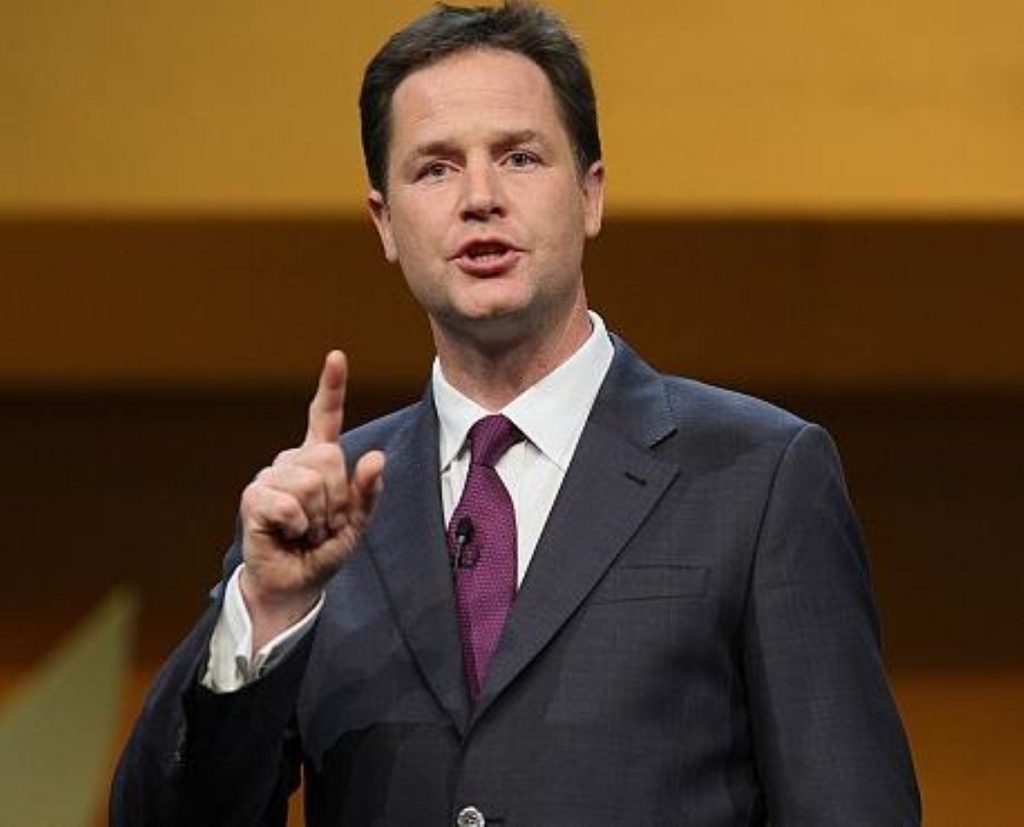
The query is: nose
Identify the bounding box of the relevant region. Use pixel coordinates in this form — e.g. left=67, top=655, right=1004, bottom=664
left=459, top=159, right=504, bottom=222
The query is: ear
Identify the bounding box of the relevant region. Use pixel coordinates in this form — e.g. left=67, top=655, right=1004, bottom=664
left=581, top=160, right=605, bottom=239
left=367, top=189, right=398, bottom=262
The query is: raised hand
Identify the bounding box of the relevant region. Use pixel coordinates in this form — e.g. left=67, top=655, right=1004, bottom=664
left=238, top=351, right=385, bottom=649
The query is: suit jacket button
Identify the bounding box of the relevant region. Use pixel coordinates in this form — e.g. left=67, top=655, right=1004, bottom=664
left=456, top=805, right=485, bottom=826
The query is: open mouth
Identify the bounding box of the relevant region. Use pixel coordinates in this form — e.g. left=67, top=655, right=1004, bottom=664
left=453, top=238, right=522, bottom=275
left=463, top=241, right=512, bottom=261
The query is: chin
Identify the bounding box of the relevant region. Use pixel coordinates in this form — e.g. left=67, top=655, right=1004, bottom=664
left=452, top=289, right=534, bottom=324
left=438, top=302, right=537, bottom=342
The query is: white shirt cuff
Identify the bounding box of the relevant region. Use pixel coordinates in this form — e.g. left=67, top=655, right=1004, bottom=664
left=201, top=564, right=324, bottom=693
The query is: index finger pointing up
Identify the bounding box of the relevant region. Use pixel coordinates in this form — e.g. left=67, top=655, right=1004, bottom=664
left=305, top=350, right=347, bottom=445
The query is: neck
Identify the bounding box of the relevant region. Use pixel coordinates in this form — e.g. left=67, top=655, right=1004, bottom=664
left=433, top=300, right=592, bottom=411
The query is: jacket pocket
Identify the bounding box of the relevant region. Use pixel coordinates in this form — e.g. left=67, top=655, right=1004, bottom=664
left=589, top=564, right=709, bottom=604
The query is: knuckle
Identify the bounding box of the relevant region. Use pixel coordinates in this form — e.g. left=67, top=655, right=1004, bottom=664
left=274, top=447, right=298, bottom=466
left=262, top=464, right=319, bottom=501
left=292, top=466, right=324, bottom=499
left=279, top=495, right=305, bottom=523
left=254, top=466, right=275, bottom=484
left=240, top=479, right=264, bottom=511
left=301, top=441, right=343, bottom=470
left=318, top=441, right=344, bottom=462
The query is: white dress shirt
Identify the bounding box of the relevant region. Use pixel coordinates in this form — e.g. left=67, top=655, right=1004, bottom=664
left=203, top=312, right=614, bottom=692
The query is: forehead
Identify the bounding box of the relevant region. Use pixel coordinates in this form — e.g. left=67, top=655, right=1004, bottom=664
left=389, top=48, right=565, bottom=147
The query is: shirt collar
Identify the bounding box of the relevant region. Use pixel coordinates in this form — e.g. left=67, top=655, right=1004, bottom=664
left=433, top=311, right=614, bottom=472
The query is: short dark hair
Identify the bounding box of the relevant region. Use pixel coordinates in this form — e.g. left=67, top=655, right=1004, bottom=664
left=359, top=1, right=602, bottom=195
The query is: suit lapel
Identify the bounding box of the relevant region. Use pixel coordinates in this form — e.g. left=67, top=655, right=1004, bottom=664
left=361, top=397, right=472, bottom=734
left=473, top=341, right=680, bottom=721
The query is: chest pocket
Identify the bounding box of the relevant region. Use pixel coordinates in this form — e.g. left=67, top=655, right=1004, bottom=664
left=589, top=563, right=709, bottom=604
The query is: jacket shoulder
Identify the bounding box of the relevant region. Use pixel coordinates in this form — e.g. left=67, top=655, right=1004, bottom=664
left=662, top=374, right=809, bottom=444
left=605, top=335, right=811, bottom=452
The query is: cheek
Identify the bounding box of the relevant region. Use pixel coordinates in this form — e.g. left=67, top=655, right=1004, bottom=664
left=538, top=184, right=588, bottom=238
left=390, top=198, right=451, bottom=261
left=390, top=216, right=433, bottom=266
left=391, top=226, right=451, bottom=303
left=536, top=203, right=587, bottom=261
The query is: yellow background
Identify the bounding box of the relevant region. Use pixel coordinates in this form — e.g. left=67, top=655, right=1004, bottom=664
left=2, top=0, right=1022, bottom=214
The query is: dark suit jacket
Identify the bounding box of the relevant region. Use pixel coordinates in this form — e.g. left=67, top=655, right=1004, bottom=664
left=111, top=337, right=920, bottom=826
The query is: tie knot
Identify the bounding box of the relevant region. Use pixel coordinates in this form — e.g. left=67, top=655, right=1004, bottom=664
left=468, top=414, right=522, bottom=468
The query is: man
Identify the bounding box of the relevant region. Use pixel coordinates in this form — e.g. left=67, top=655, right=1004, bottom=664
left=112, top=3, right=920, bottom=825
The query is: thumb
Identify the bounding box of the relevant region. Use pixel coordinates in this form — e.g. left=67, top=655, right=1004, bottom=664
left=348, top=450, right=386, bottom=531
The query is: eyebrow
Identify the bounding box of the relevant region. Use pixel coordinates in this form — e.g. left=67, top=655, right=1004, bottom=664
left=406, top=130, right=546, bottom=163
left=492, top=129, right=543, bottom=150
left=406, top=139, right=461, bottom=164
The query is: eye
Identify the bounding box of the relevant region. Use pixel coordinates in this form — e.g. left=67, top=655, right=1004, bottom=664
left=418, top=161, right=452, bottom=181
left=506, top=150, right=539, bottom=169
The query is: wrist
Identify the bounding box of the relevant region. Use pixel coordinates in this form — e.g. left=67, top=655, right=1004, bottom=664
left=238, top=567, right=320, bottom=650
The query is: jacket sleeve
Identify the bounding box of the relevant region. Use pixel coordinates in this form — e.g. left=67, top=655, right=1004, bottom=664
left=743, top=424, right=921, bottom=825
left=109, top=550, right=315, bottom=827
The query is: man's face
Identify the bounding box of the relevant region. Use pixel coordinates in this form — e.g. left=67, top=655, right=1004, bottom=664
left=368, top=48, right=604, bottom=349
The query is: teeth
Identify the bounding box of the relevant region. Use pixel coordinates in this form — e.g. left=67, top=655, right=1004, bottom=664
left=467, top=243, right=507, bottom=259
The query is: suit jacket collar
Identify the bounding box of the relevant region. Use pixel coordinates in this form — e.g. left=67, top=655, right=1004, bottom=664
left=473, top=335, right=679, bottom=722
left=357, top=393, right=473, bottom=732
left=362, top=335, right=680, bottom=735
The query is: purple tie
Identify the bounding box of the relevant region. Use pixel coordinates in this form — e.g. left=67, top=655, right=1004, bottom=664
left=447, top=414, right=523, bottom=700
